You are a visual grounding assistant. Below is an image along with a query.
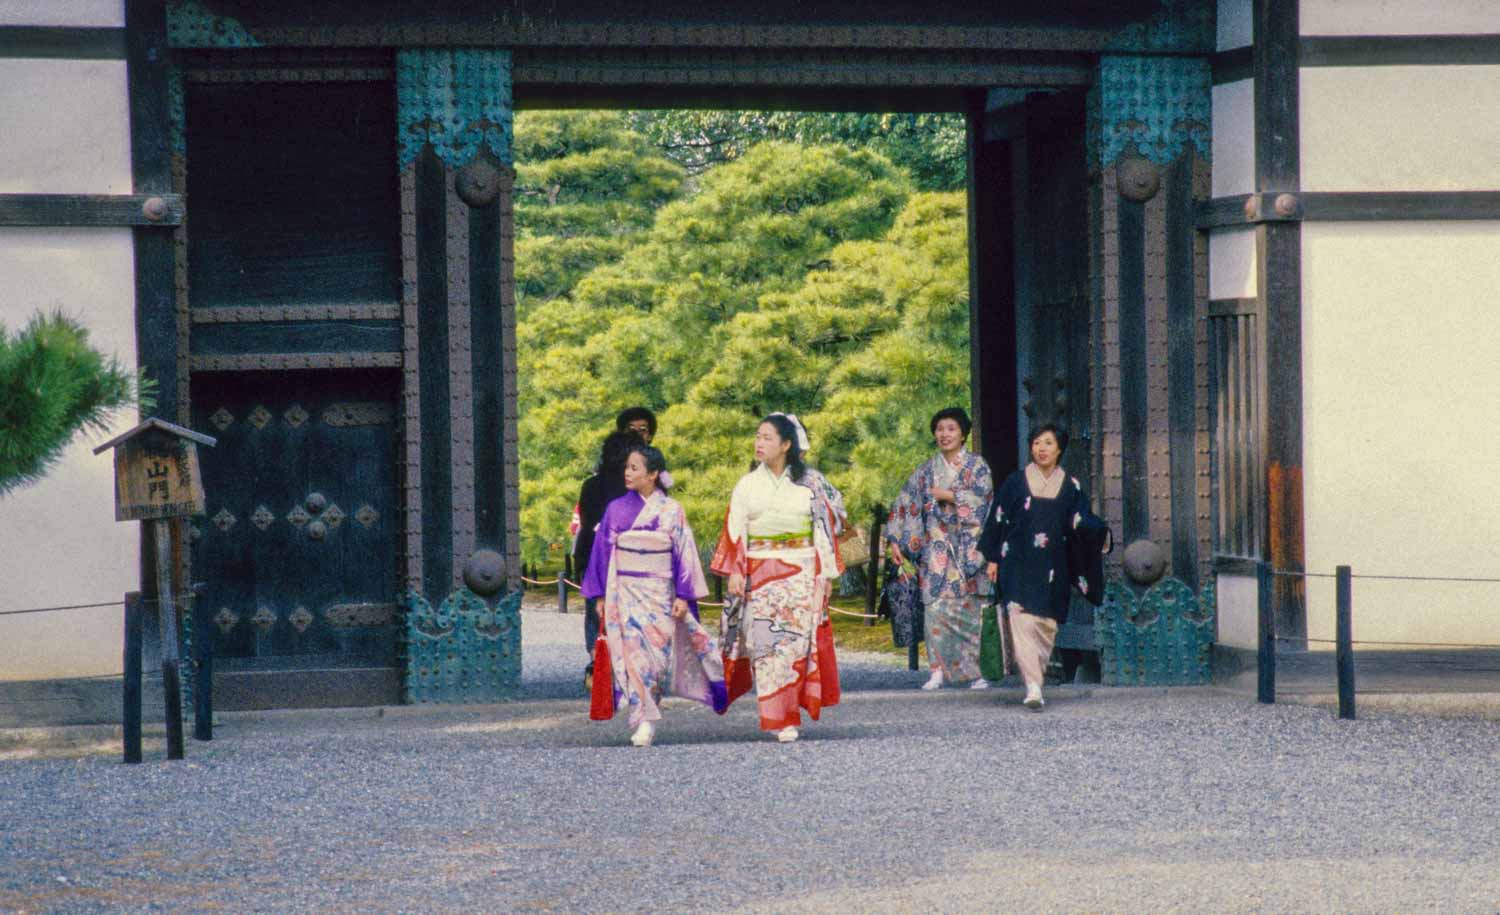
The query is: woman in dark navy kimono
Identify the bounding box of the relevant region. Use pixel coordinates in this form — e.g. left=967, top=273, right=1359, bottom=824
left=979, top=424, right=1111, bottom=711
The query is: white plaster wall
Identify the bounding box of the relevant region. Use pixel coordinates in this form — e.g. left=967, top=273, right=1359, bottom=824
left=1301, top=0, right=1500, bottom=36
left=1302, top=66, right=1500, bottom=192
left=0, top=0, right=122, bottom=27
left=0, top=229, right=139, bottom=681
left=0, top=59, right=132, bottom=194
left=1212, top=80, right=1254, bottom=198
left=1209, top=227, right=1257, bottom=300
left=1302, top=222, right=1500, bottom=649
left=1218, top=0, right=1253, bottom=50
left=1216, top=573, right=1259, bottom=650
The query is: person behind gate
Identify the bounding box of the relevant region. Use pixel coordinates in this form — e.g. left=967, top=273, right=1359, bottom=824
left=580, top=444, right=727, bottom=747
left=979, top=423, right=1111, bottom=711
left=885, top=407, right=994, bottom=691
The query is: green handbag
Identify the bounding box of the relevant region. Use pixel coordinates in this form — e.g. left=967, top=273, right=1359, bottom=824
left=979, top=603, right=1006, bottom=682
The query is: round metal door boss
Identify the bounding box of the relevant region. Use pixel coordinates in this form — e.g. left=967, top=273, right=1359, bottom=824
left=455, top=159, right=502, bottom=207
left=464, top=549, right=507, bottom=596
left=1122, top=539, right=1167, bottom=585
left=1115, top=156, right=1161, bottom=202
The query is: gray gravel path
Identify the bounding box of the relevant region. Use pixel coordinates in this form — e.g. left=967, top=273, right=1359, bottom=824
left=2, top=611, right=1497, bottom=913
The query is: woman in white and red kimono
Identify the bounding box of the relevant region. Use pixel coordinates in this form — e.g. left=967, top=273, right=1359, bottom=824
left=712, top=413, right=845, bottom=743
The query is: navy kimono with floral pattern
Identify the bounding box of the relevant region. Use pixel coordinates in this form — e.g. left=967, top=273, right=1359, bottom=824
left=978, top=469, right=1112, bottom=624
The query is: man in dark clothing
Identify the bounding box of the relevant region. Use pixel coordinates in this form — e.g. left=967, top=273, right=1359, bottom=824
left=574, top=429, right=642, bottom=688
left=614, top=406, right=656, bottom=444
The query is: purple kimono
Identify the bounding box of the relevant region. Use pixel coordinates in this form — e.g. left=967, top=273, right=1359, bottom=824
left=582, top=490, right=727, bottom=724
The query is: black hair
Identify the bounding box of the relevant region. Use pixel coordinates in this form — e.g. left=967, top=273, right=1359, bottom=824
left=615, top=406, right=657, bottom=439
left=626, top=443, right=669, bottom=489
left=929, top=406, right=972, bottom=440
left=1027, top=423, right=1069, bottom=458
left=752, top=413, right=807, bottom=483
left=599, top=430, right=641, bottom=478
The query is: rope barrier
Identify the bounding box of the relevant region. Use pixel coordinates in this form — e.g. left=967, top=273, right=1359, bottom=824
left=1267, top=567, right=1500, bottom=584
left=1278, top=635, right=1500, bottom=650
left=0, top=600, right=123, bottom=617
left=828, top=606, right=882, bottom=620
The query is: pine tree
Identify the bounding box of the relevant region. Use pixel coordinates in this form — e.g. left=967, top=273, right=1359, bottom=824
left=0, top=311, right=146, bottom=495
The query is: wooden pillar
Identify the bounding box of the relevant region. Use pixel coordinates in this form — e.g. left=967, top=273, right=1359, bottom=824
left=1254, top=0, right=1306, bottom=641
left=1092, top=55, right=1213, bottom=579
left=966, top=98, right=1019, bottom=479
left=397, top=49, right=516, bottom=605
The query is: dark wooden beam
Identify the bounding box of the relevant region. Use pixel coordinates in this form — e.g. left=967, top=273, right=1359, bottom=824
left=470, top=186, right=505, bottom=553
left=166, top=0, right=1166, bottom=53
left=189, top=320, right=402, bottom=356
left=966, top=103, right=1018, bottom=479
left=0, top=193, right=183, bottom=227
left=1254, top=0, right=1305, bottom=642
left=415, top=148, right=453, bottom=604
left=1207, top=297, right=1259, bottom=317
left=1301, top=192, right=1500, bottom=221
left=1211, top=46, right=1252, bottom=85
left=1117, top=195, right=1149, bottom=545
left=126, top=0, right=178, bottom=666
left=1199, top=191, right=1500, bottom=228
left=1301, top=34, right=1500, bottom=68
left=0, top=26, right=126, bottom=59
left=1165, top=157, right=1199, bottom=589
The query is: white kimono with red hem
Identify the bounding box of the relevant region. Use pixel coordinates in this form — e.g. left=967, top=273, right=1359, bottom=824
left=711, top=464, right=845, bottom=731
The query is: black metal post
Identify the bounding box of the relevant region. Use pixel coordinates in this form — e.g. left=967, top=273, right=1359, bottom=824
left=864, top=504, right=885, bottom=627
left=1257, top=560, right=1276, bottom=704
left=908, top=639, right=920, bottom=672
left=123, top=591, right=143, bottom=764
left=192, top=598, right=213, bottom=741
left=558, top=576, right=568, bottom=614
left=714, top=575, right=723, bottom=603
left=1335, top=564, right=1355, bottom=720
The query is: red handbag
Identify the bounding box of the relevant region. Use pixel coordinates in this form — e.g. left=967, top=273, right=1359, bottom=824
left=589, top=636, right=615, bottom=721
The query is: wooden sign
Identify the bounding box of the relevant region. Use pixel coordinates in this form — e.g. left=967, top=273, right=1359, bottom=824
left=92, top=417, right=217, bottom=521
left=113, top=437, right=205, bottom=521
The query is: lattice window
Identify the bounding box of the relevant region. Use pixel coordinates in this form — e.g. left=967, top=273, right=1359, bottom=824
left=1207, top=304, right=1265, bottom=560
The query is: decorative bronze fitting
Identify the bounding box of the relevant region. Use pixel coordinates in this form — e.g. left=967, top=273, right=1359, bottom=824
left=305, top=492, right=327, bottom=514
left=1243, top=195, right=1262, bottom=221
left=455, top=158, right=503, bottom=208
left=1116, top=156, right=1161, bottom=203
left=463, top=549, right=507, bottom=596
left=307, top=519, right=328, bottom=541
left=1122, top=539, right=1167, bottom=586
left=141, top=196, right=169, bottom=222
left=1273, top=193, right=1299, bottom=218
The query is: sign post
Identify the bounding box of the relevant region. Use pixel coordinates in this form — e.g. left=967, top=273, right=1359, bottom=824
left=94, top=418, right=216, bottom=762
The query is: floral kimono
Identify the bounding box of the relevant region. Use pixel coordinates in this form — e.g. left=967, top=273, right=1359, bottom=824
left=712, top=464, right=845, bottom=731
left=885, top=449, right=994, bottom=681
left=581, top=490, right=727, bottom=727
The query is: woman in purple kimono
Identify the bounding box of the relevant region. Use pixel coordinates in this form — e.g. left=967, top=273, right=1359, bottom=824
left=581, top=444, right=727, bottom=747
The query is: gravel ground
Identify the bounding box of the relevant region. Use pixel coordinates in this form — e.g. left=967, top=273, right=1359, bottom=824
left=2, top=611, right=1498, bottom=913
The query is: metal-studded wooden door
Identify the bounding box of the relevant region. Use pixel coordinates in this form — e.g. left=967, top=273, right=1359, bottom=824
left=191, top=370, right=401, bottom=708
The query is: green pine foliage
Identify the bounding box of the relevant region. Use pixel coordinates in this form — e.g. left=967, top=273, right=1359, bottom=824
left=515, top=111, right=971, bottom=566
left=0, top=311, right=145, bottom=496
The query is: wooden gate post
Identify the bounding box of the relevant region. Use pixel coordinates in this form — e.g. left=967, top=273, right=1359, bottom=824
left=864, top=504, right=885, bottom=627
left=123, top=591, right=144, bottom=764
left=94, top=418, right=216, bottom=762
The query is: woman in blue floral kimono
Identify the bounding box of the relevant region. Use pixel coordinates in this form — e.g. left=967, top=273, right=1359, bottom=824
left=885, top=407, right=994, bottom=690
left=581, top=444, right=726, bottom=747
